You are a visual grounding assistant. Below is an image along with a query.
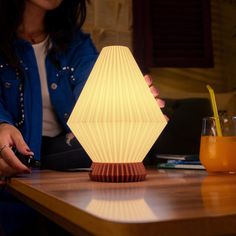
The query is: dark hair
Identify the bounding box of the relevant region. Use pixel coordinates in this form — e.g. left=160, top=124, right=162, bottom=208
left=0, top=0, right=88, bottom=69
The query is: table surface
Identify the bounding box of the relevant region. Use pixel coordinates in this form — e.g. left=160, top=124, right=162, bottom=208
left=7, top=168, right=236, bottom=236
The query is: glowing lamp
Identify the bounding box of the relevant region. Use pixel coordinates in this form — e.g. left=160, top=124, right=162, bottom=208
left=67, top=46, right=167, bottom=182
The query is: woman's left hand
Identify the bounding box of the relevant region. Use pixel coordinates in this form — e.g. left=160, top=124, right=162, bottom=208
left=144, top=74, right=165, bottom=108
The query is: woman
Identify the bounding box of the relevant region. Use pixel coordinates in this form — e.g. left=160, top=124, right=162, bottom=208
left=0, top=0, right=99, bottom=178
left=0, top=1, right=98, bottom=235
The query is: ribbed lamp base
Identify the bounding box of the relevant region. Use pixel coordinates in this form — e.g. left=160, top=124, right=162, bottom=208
left=90, top=162, right=146, bottom=182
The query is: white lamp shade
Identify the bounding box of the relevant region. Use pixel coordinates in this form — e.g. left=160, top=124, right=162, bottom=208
left=67, top=46, right=167, bottom=181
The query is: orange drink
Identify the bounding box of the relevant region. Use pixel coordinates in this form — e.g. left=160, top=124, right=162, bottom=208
left=200, top=136, right=236, bottom=173
left=200, top=116, right=236, bottom=173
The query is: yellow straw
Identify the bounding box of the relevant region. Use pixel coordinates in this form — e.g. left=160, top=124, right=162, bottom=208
left=206, top=85, right=222, bottom=136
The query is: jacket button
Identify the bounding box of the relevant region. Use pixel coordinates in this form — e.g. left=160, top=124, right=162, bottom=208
left=64, top=113, right=69, bottom=119
left=4, top=82, right=11, bottom=88
left=51, top=83, right=58, bottom=90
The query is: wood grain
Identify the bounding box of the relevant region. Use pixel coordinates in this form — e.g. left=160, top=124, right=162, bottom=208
left=7, top=169, right=236, bottom=236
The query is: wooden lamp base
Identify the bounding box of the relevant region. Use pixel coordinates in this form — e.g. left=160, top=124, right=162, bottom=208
left=90, top=162, right=146, bottom=182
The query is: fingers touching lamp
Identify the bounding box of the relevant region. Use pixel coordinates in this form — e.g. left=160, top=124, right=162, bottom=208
left=67, top=46, right=167, bottom=182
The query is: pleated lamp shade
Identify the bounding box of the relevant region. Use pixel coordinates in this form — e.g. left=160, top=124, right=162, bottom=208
left=67, top=46, right=167, bottom=182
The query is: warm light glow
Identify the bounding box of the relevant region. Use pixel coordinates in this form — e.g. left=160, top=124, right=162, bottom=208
left=85, top=188, right=157, bottom=222
left=67, top=46, right=167, bottom=181
left=86, top=198, right=156, bottom=222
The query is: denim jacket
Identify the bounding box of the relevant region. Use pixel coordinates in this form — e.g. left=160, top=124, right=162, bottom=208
left=0, top=30, right=98, bottom=160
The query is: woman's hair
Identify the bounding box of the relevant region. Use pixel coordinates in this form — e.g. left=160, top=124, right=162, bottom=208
left=0, top=0, right=88, bottom=69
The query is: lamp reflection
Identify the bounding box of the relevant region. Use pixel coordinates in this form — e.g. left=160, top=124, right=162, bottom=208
left=85, top=187, right=156, bottom=222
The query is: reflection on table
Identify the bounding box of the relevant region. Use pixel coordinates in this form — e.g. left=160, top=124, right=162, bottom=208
left=7, top=169, right=236, bottom=236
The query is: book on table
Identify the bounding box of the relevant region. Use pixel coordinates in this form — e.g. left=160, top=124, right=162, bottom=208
left=155, top=154, right=205, bottom=170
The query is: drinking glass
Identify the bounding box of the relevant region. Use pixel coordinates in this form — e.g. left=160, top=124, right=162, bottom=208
left=200, top=116, right=236, bottom=173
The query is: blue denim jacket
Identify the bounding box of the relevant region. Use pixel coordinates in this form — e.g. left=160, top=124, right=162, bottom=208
left=0, top=30, right=98, bottom=160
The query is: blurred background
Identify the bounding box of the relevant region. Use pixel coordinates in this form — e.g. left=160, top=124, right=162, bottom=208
left=82, top=0, right=236, bottom=156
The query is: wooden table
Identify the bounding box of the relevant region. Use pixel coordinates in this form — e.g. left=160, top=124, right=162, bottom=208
left=6, top=168, right=236, bottom=236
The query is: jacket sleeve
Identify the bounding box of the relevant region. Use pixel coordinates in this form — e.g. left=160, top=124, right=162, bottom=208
left=0, top=56, right=15, bottom=124
left=67, top=31, right=98, bottom=100
left=0, top=95, right=15, bottom=125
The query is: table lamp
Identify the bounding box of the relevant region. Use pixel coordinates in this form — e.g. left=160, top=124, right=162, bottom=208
left=67, top=46, right=167, bottom=182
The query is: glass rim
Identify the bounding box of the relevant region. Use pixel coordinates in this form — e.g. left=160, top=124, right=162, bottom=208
left=203, top=116, right=236, bottom=120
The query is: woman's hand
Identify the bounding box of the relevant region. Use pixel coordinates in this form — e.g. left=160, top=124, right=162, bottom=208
left=0, top=123, right=33, bottom=179
left=144, top=74, right=165, bottom=108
